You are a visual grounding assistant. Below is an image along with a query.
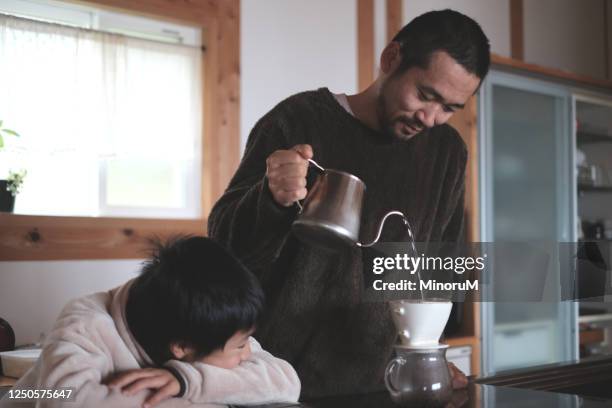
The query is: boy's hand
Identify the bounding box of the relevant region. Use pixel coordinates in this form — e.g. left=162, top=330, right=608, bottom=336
left=107, top=368, right=181, bottom=408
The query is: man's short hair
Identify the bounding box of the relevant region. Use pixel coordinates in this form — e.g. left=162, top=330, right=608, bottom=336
left=126, top=235, right=264, bottom=365
left=392, top=9, right=490, bottom=80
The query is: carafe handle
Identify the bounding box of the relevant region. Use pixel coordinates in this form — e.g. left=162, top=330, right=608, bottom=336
left=295, top=158, right=325, bottom=213
left=358, top=210, right=411, bottom=247
left=384, top=356, right=407, bottom=398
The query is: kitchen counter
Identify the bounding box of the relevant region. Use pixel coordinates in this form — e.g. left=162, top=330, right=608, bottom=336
left=476, top=354, right=612, bottom=399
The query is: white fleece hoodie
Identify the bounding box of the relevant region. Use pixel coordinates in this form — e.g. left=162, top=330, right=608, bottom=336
left=1, top=280, right=300, bottom=408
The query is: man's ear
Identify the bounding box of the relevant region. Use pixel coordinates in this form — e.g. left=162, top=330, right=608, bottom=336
left=380, top=41, right=402, bottom=75
left=169, top=342, right=194, bottom=360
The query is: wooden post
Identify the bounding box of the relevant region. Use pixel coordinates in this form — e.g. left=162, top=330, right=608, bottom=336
left=358, top=0, right=375, bottom=91
left=202, top=0, right=241, bottom=214
left=604, top=0, right=610, bottom=79
left=510, top=0, right=524, bottom=60
left=386, top=0, right=402, bottom=43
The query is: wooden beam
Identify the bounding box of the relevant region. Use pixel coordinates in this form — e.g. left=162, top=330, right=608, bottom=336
left=386, top=0, right=402, bottom=43
left=357, top=0, right=375, bottom=91
left=492, top=53, right=612, bottom=91
left=510, top=0, right=524, bottom=60
left=605, top=0, right=610, bottom=79
left=202, top=24, right=214, bottom=217
left=447, top=96, right=481, bottom=377
left=448, top=96, right=479, bottom=243
left=0, top=214, right=206, bottom=260
left=471, top=301, right=481, bottom=376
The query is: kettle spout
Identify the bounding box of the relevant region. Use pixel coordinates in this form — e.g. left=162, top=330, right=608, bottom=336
left=358, top=210, right=412, bottom=248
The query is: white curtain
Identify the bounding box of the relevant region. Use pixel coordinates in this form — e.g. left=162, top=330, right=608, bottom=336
left=0, top=14, right=202, bottom=217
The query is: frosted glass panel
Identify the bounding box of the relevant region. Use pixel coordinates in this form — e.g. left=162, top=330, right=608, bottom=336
left=484, top=79, right=574, bottom=374
left=492, top=86, right=559, bottom=241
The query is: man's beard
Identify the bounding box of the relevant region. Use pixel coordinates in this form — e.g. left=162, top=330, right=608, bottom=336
left=375, top=94, right=396, bottom=141
left=375, top=79, right=421, bottom=142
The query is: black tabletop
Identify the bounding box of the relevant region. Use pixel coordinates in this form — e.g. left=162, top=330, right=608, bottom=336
left=236, top=381, right=612, bottom=408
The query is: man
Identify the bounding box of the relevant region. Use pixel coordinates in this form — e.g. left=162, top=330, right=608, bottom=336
left=208, top=9, right=490, bottom=398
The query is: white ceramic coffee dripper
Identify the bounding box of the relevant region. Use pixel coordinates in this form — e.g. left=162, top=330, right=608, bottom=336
left=389, top=299, right=452, bottom=347
left=385, top=299, right=454, bottom=407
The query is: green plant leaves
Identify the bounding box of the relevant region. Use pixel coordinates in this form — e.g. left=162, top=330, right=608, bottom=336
left=2, top=129, right=19, bottom=137
left=0, top=120, right=20, bottom=150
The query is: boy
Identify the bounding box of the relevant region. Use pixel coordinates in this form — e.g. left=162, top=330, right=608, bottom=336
left=3, top=236, right=300, bottom=407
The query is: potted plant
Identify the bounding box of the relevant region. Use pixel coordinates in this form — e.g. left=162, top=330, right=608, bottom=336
left=0, top=170, right=27, bottom=212
left=0, top=121, right=26, bottom=213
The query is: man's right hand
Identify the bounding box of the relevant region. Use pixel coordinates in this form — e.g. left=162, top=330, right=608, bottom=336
left=265, top=144, right=313, bottom=207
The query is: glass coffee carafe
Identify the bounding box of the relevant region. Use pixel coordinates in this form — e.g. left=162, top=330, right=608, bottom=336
left=384, top=344, right=452, bottom=407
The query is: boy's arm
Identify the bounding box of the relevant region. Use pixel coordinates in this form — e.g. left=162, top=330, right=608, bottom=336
left=164, top=338, right=300, bottom=405
left=10, top=329, right=150, bottom=408
left=6, top=297, right=193, bottom=408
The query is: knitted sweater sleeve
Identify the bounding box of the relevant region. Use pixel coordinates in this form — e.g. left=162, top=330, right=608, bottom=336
left=207, top=114, right=299, bottom=272
left=163, top=337, right=300, bottom=405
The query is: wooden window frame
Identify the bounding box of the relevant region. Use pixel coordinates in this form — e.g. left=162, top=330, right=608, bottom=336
left=0, top=0, right=240, bottom=261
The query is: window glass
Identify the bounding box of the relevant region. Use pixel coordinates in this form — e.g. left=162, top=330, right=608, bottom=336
left=0, top=9, right=202, bottom=218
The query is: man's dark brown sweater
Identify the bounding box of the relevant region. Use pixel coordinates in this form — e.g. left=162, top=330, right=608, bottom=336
left=208, top=88, right=467, bottom=398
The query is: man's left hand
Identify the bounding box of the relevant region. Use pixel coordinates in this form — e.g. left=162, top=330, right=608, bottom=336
left=448, top=362, right=468, bottom=389
left=107, top=368, right=180, bottom=408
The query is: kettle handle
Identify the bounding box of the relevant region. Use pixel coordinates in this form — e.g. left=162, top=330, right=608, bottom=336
left=295, top=158, right=325, bottom=213
left=384, top=356, right=407, bottom=397
left=358, top=210, right=412, bottom=248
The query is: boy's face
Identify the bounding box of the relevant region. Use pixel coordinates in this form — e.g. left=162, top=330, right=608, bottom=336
left=198, top=329, right=253, bottom=369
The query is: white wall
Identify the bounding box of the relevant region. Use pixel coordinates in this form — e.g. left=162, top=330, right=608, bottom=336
left=524, top=0, right=606, bottom=80
left=402, top=0, right=511, bottom=58
left=0, top=260, right=139, bottom=345
left=240, top=0, right=358, bottom=149
left=374, top=0, right=386, bottom=74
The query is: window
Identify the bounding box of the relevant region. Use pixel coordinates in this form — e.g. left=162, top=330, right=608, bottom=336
left=0, top=0, right=203, bottom=219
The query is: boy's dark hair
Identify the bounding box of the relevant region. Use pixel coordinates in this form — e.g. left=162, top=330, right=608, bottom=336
left=126, top=235, right=264, bottom=365
left=392, top=9, right=490, bottom=81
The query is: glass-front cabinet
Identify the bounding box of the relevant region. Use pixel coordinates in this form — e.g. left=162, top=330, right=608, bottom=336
left=574, top=94, right=612, bottom=359
left=479, top=71, right=579, bottom=375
